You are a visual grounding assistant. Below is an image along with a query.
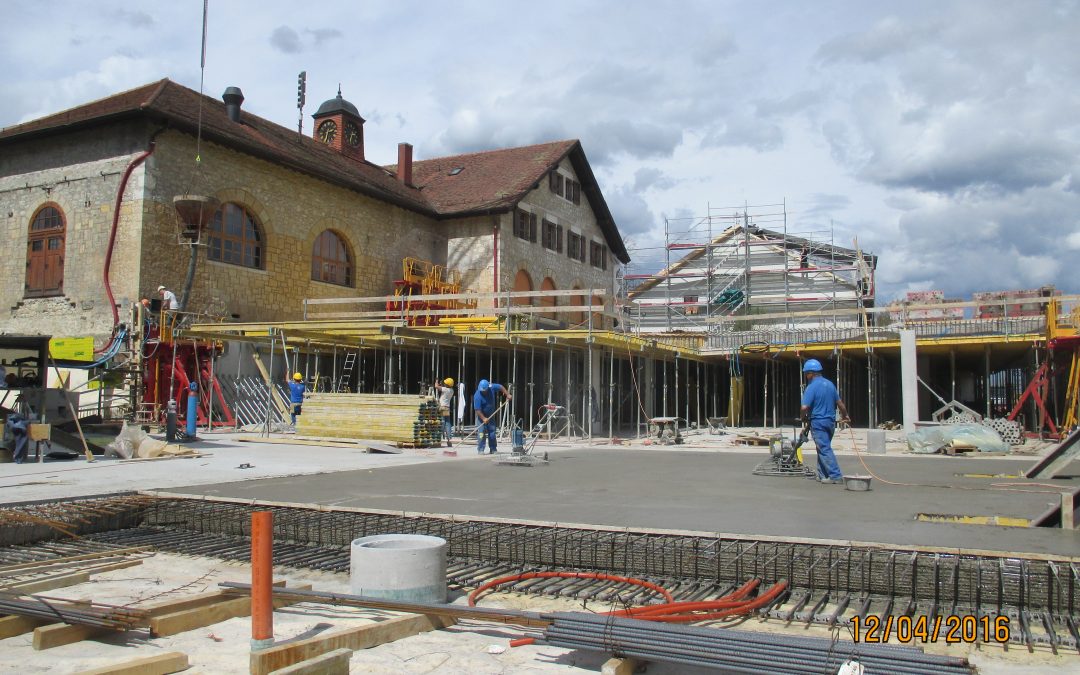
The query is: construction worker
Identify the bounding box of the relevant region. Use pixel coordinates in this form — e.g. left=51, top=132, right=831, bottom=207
left=288, top=372, right=306, bottom=427
left=157, top=285, right=178, bottom=311
left=473, top=379, right=511, bottom=454
left=434, top=378, right=455, bottom=447
left=800, top=359, right=850, bottom=484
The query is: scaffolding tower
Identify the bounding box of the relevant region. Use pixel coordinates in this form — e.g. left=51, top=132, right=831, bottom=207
left=623, top=202, right=876, bottom=333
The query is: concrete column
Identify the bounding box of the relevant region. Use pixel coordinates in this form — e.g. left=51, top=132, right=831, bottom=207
left=900, top=329, right=918, bottom=433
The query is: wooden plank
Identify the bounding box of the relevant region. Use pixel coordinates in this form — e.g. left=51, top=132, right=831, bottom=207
left=269, top=648, right=351, bottom=675
left=33, top=623, right=109, bottom=650
left=72, top=651, right=189, bottom=675
left=234, top=436, right=367, bottom=449
left=250, top=614, right=454, bottom=675
left=0, top=614, right=47, bottom=639
left=138, top=589, right=230, bottom=617
left=0, top=547, right=149, bottom=576
left=149, top=583, right=309, bottom=637
left=3, top=570, right=91, bottom=593
left=252, top=351, right=289, bottom=415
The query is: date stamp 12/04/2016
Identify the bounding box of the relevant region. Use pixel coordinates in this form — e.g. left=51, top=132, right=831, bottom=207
left=850, top=615, right=1010, bottom=644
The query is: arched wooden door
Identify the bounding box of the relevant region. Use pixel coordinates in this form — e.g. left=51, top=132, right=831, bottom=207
left=25, top=205, right=65, bottom=298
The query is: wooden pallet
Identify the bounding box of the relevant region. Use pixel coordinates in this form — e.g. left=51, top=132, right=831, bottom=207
left=734, top=435, right=771, bottom=446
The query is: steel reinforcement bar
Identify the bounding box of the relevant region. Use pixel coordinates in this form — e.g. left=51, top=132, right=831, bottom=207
left=134, top=498, right=1077, bottom=618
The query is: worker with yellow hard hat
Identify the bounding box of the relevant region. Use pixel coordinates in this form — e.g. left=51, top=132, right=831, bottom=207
left=434, top=377, right=456, bottom=447
left=287, top=372, right=306, bottom=427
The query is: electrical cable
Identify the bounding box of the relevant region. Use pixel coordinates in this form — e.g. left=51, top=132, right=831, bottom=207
left=844, top=426, right=1070, bottom=495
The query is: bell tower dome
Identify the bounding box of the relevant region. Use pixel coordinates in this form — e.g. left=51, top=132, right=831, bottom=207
left=312, top=86, right=365, bottom=161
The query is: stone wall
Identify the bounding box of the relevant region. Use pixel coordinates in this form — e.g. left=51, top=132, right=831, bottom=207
left=144, top=131, right=445, bottom=322
left=501, top=157, right=615, bottom=326
left=0, top=121, right=150, bottom=340
left=445, top=214, right=499, bottom=307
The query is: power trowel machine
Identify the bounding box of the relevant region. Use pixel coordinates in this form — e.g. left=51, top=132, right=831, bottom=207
left=752, top=421, right=816, bottom=477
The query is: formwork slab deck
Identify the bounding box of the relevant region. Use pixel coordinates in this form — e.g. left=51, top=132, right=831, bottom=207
left=166, top=450, right=1080, bottom=557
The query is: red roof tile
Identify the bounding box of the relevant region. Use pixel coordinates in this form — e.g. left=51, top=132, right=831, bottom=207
left=404, top=140, right=576, bottom=213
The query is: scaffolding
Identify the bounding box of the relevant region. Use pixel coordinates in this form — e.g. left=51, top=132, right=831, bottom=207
left=623, top=202, right=875, bottom=333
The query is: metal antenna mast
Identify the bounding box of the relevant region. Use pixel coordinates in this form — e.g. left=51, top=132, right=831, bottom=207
left=297, top=71, right=307, bottom=136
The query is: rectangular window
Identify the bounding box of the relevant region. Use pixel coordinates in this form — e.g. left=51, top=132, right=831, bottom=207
left=543, top=220, right=564, bottom=252
left=568, top=232, right=589, bottom=262
left=513, top=209, right=538, bottom=242
left=589, top=241, right=607, bottom=269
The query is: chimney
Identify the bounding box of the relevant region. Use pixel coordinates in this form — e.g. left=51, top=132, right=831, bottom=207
left=222, top=87, right=245, bottom=123
left=397, top=143, right=414, bottom=187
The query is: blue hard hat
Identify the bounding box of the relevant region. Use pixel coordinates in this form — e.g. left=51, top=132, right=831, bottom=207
left=479, top=379, right=490, bottom=391
left=803, top=359, right=823, bottom=373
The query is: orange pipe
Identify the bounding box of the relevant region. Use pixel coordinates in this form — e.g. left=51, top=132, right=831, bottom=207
left=251, top=511, right=273, bottom=646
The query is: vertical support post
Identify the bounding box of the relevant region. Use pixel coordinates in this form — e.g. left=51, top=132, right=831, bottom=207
left=662, top=359, right=668, bottom=417
left=900, top=329, right=918, bottom=434
left=1062, top=492, right=1075, bottom=530
left=950, top=348, right=956, bottom=402
left=251, top=510, right=273, bottom=649
left=264, top=331, right=275, bottom=438
left=664, top=217, right=672, bottom=332
left=608, top=347, right=615, bottom=440
left=528, top=345, right=535, bottom=432
left=985, top=345, right=992, bottom=418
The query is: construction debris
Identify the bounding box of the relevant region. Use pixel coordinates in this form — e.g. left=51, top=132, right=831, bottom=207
left=906, top=424, right=1010, bottom=454
left=296, top=393, right=442, bottom=446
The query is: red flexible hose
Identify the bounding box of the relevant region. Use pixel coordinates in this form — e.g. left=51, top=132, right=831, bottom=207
left=101, top=140, right=157, bottom=344
left=468, top=571, right=674, bottom=607
left=474, top=572, right=789, bottom=648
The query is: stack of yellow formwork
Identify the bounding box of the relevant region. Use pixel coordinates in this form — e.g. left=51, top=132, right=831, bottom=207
left=296, top=393, right=443, bottom=447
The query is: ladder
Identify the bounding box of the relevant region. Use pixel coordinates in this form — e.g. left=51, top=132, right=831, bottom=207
left=335, top=351, right=357, bottom=393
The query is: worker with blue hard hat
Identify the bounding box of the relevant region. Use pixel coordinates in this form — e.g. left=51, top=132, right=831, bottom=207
left=800, top=359, right=850, bottom=484
left=473, top=378, right=512, bottom=454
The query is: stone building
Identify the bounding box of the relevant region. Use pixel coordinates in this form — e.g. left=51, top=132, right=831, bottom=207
left=0, top=79, right=629, bottom=342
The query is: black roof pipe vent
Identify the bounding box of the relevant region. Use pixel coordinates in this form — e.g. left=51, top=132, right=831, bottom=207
left=222, top=87, right=244, bottom=123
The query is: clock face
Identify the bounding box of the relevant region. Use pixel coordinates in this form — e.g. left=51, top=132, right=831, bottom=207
left=344, top=121, right=361, bottom=148
left=317, top=120, right=338, bottom=144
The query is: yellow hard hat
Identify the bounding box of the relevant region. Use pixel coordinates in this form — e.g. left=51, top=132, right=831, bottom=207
left=444, top=377, right=454, bottom=387
left=293, top=372, right=303, bottom=380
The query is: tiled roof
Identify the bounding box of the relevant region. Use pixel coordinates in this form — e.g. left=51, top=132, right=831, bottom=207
left=0, top=78, right=428, bottom=212
left=397, top=141, right=629, bottom=262
left=0, top=79, right=629, bottom=262
left=404, top=140, right=576, bottom=213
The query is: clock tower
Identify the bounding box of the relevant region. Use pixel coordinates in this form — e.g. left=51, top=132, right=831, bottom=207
left=312, top=86, right=365, bottom=161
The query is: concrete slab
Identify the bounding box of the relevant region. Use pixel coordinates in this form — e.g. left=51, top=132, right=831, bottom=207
left=165, top=448, right=1080, bottom=557
left=0, top=432, right=439, bottom=504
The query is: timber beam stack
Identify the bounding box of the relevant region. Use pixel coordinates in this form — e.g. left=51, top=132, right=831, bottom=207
left=296, top=393, right=442, bottom=447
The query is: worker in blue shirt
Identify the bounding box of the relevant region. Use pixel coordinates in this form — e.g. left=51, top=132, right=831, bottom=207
left=287, top=372, right=306, bottom=426
left=800, top=359, right=850, bottom=484
left=473, top=379, right=512, bottom=454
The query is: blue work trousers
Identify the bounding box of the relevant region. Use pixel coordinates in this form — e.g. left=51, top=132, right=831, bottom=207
left=810, top=419, right=843, bottom=480
left=476, top=418, right=498, bottom=454
left=442, top=415, right=453, bottom=443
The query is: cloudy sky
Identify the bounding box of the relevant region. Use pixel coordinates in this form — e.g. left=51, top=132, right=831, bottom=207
left=3, top=0, right=1078, bottom=301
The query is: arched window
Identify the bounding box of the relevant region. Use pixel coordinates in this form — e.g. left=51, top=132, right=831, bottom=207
left=25, top=204, right=65, bottom=298
left=208, top=203, right=263, bottom=269
left=311, top=230, right=353, bottom=286
left=512, top=269, right=533, bottom=306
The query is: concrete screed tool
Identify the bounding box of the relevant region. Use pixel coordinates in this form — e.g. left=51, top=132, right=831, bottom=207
left=752, top=422, right=816, bottom=477
left=494, top=403, right=564, bottom=467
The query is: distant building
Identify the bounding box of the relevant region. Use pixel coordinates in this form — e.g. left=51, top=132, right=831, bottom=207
left=626, top=225, right=875, bottom=332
